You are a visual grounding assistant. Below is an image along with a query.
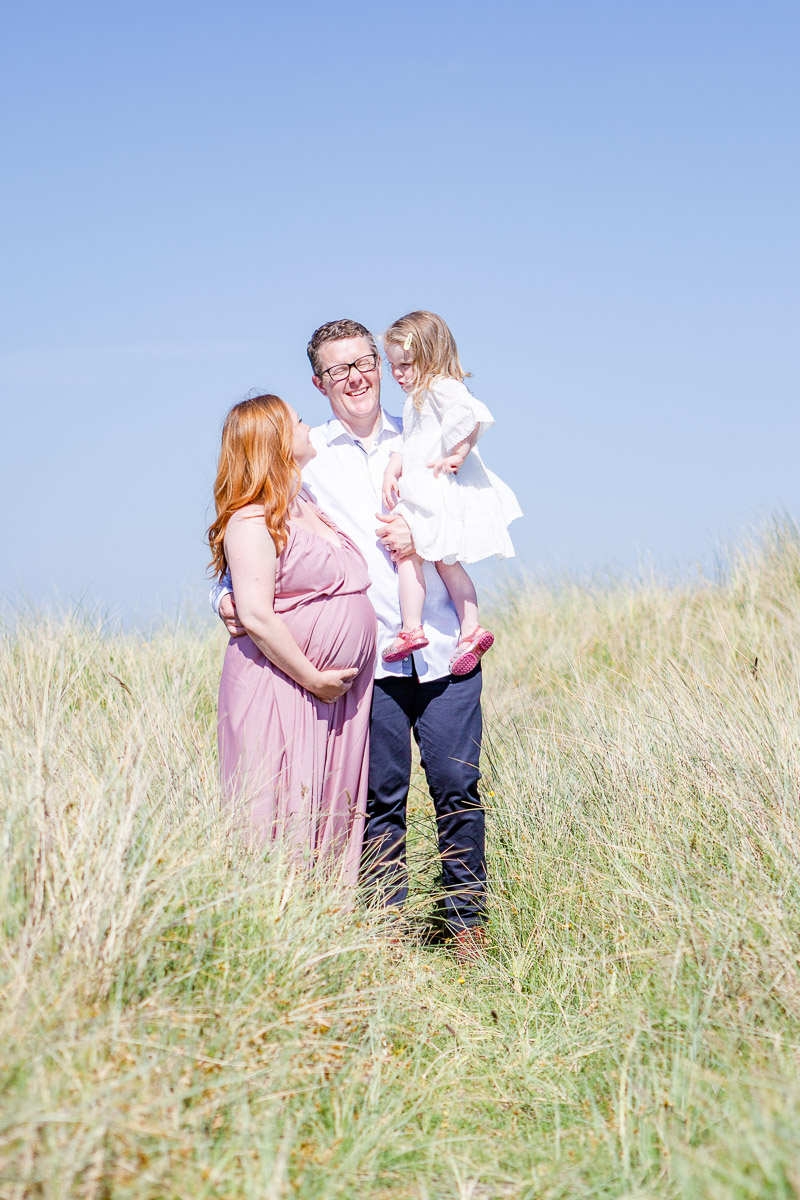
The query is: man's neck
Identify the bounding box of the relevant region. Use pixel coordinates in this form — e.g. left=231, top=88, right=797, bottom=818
left=339, top=409, right=381, bottom=449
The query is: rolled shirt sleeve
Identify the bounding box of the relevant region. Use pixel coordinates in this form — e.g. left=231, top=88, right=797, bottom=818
left=210, top=572, right=232, bottom=615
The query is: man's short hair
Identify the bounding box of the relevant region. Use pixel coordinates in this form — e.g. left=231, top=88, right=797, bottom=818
left=307, top=319, right=378, bottom=378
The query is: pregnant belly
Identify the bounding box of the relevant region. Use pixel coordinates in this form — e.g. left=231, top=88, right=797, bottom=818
left=282, top=592, right=376, bottom=674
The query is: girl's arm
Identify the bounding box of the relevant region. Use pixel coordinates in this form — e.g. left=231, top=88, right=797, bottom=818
left=224, top=510, right=358, bottom=703
left=427, top=378, right=494, bottom=477
left=382, top=450, right=403, bottom=509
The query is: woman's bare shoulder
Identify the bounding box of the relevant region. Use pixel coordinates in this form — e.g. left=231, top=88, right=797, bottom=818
left=224, top=506, right=275, bottom=558
left=227, top=503, right=264, bottom=525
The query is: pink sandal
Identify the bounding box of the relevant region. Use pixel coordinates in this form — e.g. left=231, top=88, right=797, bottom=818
left=450, top=626, right=494, bottom=675
left=382, top=625, right=430, bottom=663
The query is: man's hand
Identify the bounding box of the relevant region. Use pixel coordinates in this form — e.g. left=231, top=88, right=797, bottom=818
left=375, top=512, right=415, bottom=561
left=219, top=592, right=247, bottom=637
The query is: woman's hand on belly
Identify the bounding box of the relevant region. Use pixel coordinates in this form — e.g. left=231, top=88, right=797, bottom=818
left=309, top=666, right=360, bottom=704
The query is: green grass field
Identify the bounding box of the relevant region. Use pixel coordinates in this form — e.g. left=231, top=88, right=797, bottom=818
left=3, top=521, right=800, bottom=1198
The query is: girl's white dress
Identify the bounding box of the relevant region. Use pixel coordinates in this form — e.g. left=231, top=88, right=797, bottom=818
left=395, top=377, right=522, bottom=565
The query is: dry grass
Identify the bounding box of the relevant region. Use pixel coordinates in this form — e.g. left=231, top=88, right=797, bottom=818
left=2, top=518, right=800, bottom=1198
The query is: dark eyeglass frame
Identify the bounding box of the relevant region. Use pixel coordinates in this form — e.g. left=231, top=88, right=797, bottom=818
left=320, top=353, right=379, bottom=382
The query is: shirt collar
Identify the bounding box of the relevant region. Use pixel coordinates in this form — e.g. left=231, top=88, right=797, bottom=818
left=322, top=407, right=402, bottom=447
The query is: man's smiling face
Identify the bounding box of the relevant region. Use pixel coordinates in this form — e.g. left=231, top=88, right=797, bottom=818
left=312, top=335, right=382, bottom=433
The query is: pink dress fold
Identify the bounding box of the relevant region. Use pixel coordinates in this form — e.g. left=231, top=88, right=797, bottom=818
left=217, top=499, right=376, bottom=885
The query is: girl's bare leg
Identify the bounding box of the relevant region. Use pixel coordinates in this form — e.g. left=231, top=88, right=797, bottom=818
left=397, top=554, right=426, bottom=630
left=435, top=561, right=479, bottom=637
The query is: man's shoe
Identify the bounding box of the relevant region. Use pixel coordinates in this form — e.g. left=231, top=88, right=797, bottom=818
left=417, top=919, right=451, bottom=948
left=453, top=925, right=488, bottom=964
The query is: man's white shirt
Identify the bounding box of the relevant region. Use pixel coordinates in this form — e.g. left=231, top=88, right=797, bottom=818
left=211, top=408, right=460, bottom=681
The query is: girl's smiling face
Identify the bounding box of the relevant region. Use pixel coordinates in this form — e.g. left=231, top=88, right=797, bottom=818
left=385, top=340, right=415, bottom=393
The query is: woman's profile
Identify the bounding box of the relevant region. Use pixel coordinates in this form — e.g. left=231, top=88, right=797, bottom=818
left=208, top=394, right=376, bottom=882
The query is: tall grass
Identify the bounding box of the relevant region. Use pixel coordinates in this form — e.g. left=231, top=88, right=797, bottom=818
left=2, top=520, right=800, bottom=1198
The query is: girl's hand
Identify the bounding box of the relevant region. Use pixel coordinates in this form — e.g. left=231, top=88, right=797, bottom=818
left=428, top=435, right=472, bottom=478
left=310, top=666, right=359, bottom=703
left=428, top=451, right=466, bottom=478
left=382, top=474, right=401, bottom=510
left=382, top=453, right=403, bottom=510
left=429, top=441, right=472, bottom=477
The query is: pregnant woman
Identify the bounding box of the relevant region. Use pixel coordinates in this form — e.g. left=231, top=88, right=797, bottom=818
left=208, top=394, right=376, bottom=884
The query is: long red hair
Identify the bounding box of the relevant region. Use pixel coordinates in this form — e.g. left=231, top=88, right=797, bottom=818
left=208, top=394, right=301, bottom=576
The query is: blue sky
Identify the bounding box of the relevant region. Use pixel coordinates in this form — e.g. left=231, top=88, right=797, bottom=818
left=3, top=1, right=799, bottom=619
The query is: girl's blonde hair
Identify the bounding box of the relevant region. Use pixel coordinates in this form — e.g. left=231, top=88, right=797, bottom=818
left=207, top=394, right=301, bottom=576
left=383, top=310, right=469, bottom=409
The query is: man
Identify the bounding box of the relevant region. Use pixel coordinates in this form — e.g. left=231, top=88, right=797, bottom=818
left=215, top=319, right=486, bottom=955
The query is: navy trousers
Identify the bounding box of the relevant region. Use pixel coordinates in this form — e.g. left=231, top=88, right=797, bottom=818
left=362, top=664, right=486, bottom=929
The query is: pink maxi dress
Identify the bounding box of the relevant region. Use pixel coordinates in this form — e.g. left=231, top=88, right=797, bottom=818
left=217, top=497, right=376, bottom=885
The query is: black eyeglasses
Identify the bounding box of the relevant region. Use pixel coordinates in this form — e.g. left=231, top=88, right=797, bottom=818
left=321, top=353, right=378, bottom=382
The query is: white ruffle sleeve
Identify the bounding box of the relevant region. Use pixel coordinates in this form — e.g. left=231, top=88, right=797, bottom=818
left=427, top=378, right=495, bottom=453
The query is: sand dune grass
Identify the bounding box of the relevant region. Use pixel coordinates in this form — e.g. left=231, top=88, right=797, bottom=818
left=2, top=521, right=800, bottom=1198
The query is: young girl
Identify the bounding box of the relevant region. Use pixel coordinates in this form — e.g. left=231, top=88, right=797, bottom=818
left=381, top=310, right=522, bottom=675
